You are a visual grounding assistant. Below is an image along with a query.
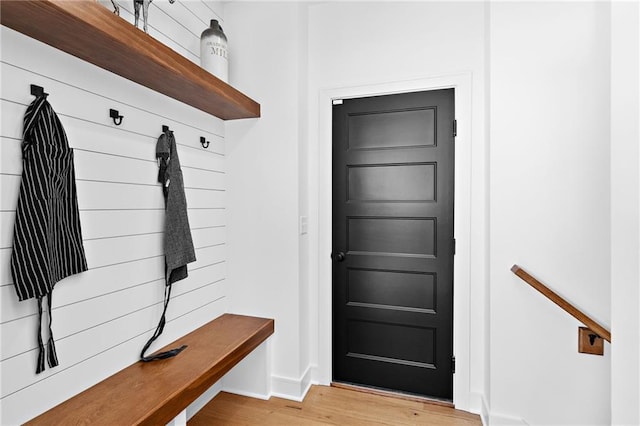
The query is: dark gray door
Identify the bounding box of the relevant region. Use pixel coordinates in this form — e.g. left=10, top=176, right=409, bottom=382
left=332, top=89, right=455, bottom=400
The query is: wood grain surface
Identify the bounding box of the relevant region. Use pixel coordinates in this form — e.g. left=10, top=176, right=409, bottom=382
left=0, top=0, right=260, bottom=120
left=331, top=382, right=455, bottom=408
left=25, top=314, right=274, bottom=426
left=189, top=385, right=481, bottom=426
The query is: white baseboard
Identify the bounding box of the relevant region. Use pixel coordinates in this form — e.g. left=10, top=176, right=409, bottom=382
left=481, top=395, right=490, bottom=426
left=270, top=366, right=314, bottom=402
left=466, top=392, right=528, bottom=426
left=468, top=392, right=488, bottom=425
left=310, top=363, right=332, bottom=386
left=222, top=366, right=315, bottom=403
left=489, top=411, right=529, bottom=425
left=221, top=387, right=270, bottom=401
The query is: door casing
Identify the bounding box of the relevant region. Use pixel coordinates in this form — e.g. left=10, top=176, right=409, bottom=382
left=314, top=73, right=473, bottom=410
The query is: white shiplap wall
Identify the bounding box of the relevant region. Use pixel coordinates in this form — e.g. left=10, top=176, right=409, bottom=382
left=0, top=2, right=226, bottom=424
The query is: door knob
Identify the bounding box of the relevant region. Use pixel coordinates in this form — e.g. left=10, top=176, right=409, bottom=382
left=334, top=252, right=346, bottom=262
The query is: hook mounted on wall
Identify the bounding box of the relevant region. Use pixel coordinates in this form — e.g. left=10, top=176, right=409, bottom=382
left=109, top=109, right=123, bottom=126
left=200, top=137, right=210, bottom=149
left=162, top=125, right=170, bottom=133
left=30, top=84, right=48, bottom=98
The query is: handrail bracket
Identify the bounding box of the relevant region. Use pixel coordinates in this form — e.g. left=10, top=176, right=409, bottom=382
left=579, top=327, right=605, bottom=356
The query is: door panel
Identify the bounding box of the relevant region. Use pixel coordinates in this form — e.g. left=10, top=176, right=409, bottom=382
left=348, top=217, right=436, bottom=256
left=332, top=89, right=454, bottom=400
left=347, top=320, right=436, bottom=366
left=348, top=163, right=436, bottom=201
left=347, top=269, right=437, bottom=312
left=348, top=108, right=436, bottom=149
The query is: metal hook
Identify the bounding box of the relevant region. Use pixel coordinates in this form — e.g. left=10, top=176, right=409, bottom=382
left=162, top=125, right=170, bottom=133
left=200, top=137, right=210, bottom=149
left=109, top=109, right=123, bottom=126
left=30, top=84, right=48, bottom=98
left=588, top=333, right=598, bottom=346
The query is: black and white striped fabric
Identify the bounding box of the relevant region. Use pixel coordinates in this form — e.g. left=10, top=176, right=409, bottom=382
left=10, top=95, right=88, bottom=374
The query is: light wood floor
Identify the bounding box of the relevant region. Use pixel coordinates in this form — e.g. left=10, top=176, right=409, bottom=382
left=189, top=385, right=481, bottom=425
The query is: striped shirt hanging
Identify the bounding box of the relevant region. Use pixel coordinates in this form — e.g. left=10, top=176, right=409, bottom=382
left=10, top=94, right=88, bottom=374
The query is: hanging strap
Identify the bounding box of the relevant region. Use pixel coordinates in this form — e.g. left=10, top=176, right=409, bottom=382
left=36, top=298, right=45, bottom=374
left=46, top=295, right=59, bottom=369
left=35, top=295, right=59, bottom=374
left=140, top=279, right=187, bottom=362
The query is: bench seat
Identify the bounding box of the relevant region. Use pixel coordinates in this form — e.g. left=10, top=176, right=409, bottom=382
left=25, top=314, right=274, bottom=425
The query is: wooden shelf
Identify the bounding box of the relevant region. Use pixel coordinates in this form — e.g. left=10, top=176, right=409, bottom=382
left=0, top=0, right=260, bottom=120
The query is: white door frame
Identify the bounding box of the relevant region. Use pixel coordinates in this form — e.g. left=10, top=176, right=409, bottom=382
left=314, top=73, right=473, bottom=410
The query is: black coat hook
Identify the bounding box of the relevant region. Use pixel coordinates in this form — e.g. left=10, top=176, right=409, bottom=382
left=200, top=137, right=210, bottom=149
left=162, top=125, right=170, bottom=133
left=109, top=109, right=123, bottom=126
left=30, top=84, right=48, bottom=98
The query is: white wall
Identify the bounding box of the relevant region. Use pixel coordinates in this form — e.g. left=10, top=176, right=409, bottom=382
left=224, top=2, right=311, bottom=399
left=0, top=2, right=228, bottom=424
left=610, top=2, right=640, bottom=425
left=489, top=2, right=611, bottom=425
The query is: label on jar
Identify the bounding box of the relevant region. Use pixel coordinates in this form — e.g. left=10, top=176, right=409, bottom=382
left=204, top=40, right=227, bottom=59
left=201, top=38, right=228, bottom=82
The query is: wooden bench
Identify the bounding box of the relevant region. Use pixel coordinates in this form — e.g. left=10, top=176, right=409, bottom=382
left=25, top=314, right=275, bottom=425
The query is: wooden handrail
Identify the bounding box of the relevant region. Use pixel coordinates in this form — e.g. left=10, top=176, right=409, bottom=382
left=511, top=265, right=611, bottom=343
